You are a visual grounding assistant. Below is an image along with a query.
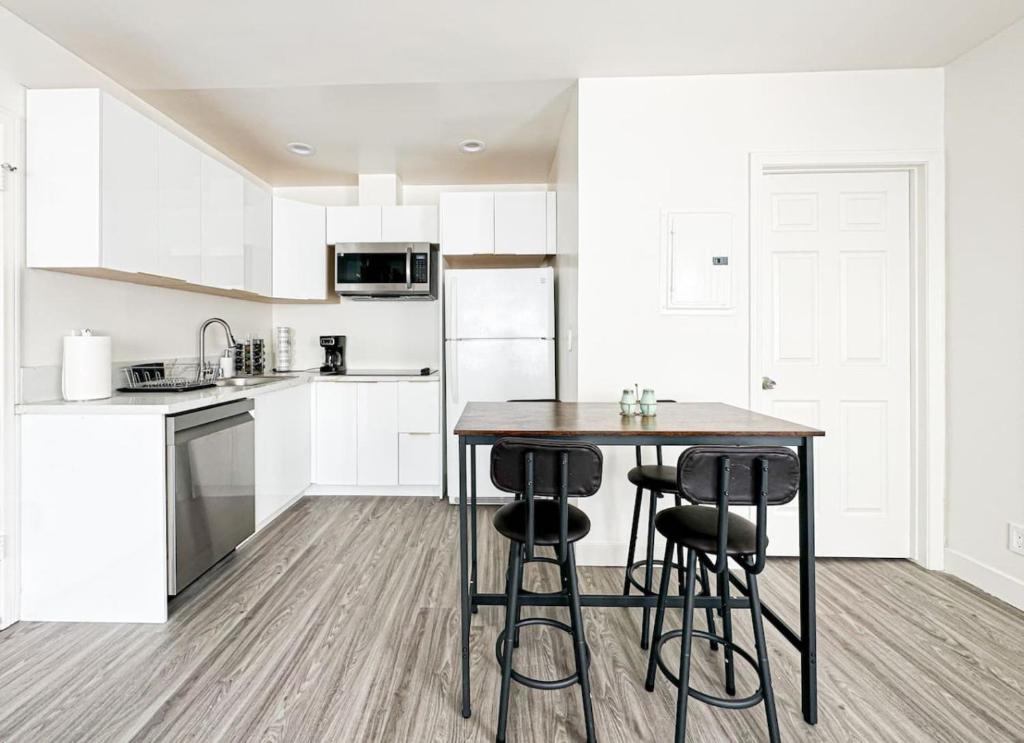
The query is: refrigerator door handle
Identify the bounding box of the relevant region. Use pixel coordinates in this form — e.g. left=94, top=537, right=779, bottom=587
left=450, top=275, right=458, bottom=340
left=449, top=340, right=459, bottom=405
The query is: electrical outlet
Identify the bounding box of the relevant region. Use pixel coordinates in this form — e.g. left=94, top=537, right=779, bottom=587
left=1009, top=523, right=1024, bottom=556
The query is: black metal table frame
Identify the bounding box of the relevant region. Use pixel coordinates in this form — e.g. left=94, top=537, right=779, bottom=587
left=457, top=433, right=817, bottom=725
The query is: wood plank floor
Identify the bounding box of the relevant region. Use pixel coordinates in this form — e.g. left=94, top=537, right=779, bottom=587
left=1, top=496, right=1022, bottom=742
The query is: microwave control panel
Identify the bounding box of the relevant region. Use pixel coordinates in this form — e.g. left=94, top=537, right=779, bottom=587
left=412, top=253, right=429, bottom=284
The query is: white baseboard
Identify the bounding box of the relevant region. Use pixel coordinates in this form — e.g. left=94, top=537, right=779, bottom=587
left=305, top=484, right=440, bottom=498
left=945, top=548, right=1024, bottom=612
left=254, top=491, right=306, bottom=532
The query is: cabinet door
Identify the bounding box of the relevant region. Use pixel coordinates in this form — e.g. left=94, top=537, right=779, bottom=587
left=255, top=384, right=311, bottom=525
left=244, top=180, right=273, bottom=296
left=546, top=191, right=557, bottom=254
left=398, top=381, right=439, bottom=433
left=272, top=197, right=327, bottom=300
left=356, top=382, right=398, bottom=486
left=440, top=192, right=494, bottom=255
left=326, top=206, right=382, bottom=243
left=312, top=383, right=358, bottom=485
left=101, top=95, right=158, bottom=273
left=381, top=206, right=438, bottom=243
left=156, top=130, right=202, bottom=283
left=200, top=155, right=245, bottom=289
left=399, top=433, right=440, bottom=485
left=494, top=191, right=547, bottom=255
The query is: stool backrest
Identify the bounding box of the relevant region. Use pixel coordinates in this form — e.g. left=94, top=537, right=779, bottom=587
left=676, top=446, right=799, bottom=506
left=676, top=446, right=799, bottom=573
left=491, top=437, right=603, bottom=560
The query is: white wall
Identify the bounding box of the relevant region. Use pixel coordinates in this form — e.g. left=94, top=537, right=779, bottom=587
left=548, top=88, right=580, bottom=401
left=945, top=19, right=1024, bottom=608
left=574, top=69, right=944, bottom=563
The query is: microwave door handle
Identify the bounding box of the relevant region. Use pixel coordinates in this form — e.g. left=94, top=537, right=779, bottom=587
left=406, top=247, right=412, bottom=289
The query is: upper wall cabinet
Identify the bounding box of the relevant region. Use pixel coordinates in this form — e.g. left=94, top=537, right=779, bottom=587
left=156, top=129, right=202, bottom=283
left=28, top=89, right=159, bottom=274
left=273, top=196, right=327, bottom=300
left=244, top=181, right=273, bottom=296
left=327, top=206, right=382, bottom=243
left=381, top=205, right=438, bottom=242
left=439, top=192, right=494, bottom=255
left=200, top=155, right=245, bottom=290
left=326, top=205, right=439, bottom=244
left=440, top=191, right=554, bottom=256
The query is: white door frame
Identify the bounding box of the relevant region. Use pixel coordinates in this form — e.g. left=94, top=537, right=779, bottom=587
left=0, top=105, right=21, bottom=628
left=749, top=150, right=946, bottom=570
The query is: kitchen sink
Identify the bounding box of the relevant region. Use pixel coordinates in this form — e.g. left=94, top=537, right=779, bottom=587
left=214, top=375, right=295, bottom=388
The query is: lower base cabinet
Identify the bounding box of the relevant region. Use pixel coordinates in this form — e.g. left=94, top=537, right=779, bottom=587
left=399, top=433, right=441, bottom=485
left=255, top=384, right=311, bottom=525
left=312, top=379, right=440, bottom=491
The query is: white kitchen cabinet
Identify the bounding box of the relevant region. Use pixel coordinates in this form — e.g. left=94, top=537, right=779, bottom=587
left=440, top=192, right=494, bottom=255
left=494, top=191, right=547, bottom=255
left=546, top=191, right=557, bottom=254
left=381, top=205, right=438, bottom=243
left=200, top=155, right=245, bottom=289
left=399, top=433, right=441, bottom=485
left=398, top=381, right=440, bottom=432
left=356, top=382, right=399, bottom=485
left=326, top=205, right=382, bottom=243
left=156, top=129, right=202, bottom=283
left=273, top=196, right=327, bottom=300
left=27, top=89, right=158, bottom=273
left=244, top=180, right=273, bottom=296
left=313, top=383, right=358, bottom=485
left=255, top=384, right=311, bottom=526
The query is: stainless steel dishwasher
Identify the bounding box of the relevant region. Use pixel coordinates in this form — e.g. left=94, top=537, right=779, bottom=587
left=166, top=398, right=255, bottom=595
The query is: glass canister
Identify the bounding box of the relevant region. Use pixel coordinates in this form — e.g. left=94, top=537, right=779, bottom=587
left=620, top=388, right=636, bottom=416
left=639, top=388, right=657, bottom=416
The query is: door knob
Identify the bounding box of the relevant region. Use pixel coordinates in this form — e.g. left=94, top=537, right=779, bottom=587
left=762, top=376, right=777, bottom=390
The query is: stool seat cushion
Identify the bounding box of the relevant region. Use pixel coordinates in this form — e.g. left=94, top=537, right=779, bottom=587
left=654, top=505, right=760, bottom=555
left=493, top=499, right=592, bottom=545
left=627, top=464, right=679, bottom=493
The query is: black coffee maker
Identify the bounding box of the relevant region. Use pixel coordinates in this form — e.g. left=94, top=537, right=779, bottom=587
left=319, top=335, right=346, bottom=375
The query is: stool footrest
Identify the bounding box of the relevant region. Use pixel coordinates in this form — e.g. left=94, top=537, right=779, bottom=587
left=652, top=628, right=764, bottom=710
left=495, top=617, right=591, bottom=691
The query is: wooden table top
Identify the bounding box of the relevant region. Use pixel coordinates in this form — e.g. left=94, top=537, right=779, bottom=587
left=454, top=401, right=825, bottom=438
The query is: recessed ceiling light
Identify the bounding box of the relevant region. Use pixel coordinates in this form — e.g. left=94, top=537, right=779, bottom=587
left=458, top=139, right=486, bottom=154
left=286, top=142, right=315, bottom=156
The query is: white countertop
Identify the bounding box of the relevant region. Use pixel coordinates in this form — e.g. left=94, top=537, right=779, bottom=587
left=16, top=369, right=439, bottom=415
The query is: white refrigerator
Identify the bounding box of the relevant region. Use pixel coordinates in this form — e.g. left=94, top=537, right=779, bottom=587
left=445, top=267, right=556, bottom=502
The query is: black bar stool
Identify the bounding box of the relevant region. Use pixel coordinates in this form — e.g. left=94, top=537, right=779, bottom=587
left=622, top=403, right=717, bottom=651
left=645, top=446, right=800, bottom=743
left=491, top=437, right=603, bottom=743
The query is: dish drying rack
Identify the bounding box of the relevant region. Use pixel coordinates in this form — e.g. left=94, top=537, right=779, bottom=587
left=118, top=362, right=219, bottom=393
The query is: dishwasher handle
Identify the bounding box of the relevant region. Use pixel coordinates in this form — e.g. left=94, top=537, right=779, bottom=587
left=173, top=412, right=254, bottom=446
left=167, top=398, right=255, bottom=436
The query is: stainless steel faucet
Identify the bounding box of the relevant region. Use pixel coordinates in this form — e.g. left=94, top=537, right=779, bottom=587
left=196, top=317, right=236, bottom=381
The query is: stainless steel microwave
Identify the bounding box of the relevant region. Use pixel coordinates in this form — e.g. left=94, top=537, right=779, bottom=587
left=333, top=243, right=438, bottom=299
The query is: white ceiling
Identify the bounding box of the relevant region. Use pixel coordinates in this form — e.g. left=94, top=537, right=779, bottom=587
left=3, top=0, right=1023, bottom=184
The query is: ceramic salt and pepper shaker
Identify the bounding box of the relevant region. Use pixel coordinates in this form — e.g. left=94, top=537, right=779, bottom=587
left=620, top=388, right=636, bottom=416
left=639, top=388, right=657, bottom=416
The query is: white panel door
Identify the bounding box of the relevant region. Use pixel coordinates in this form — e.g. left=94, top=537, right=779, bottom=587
left=494, top=191, right=547, bottom=254
left=755, top=170, right=912, bottom=557
left=312, top=383, right=358, bottom=485
left=445, top=338, right=556, bottom=501
left=101, top=95, right=158, bottom=274
left=272, top=197, right=327, bottom=300
left=326, top=206, right=382, bottom=243
left=200, top=155, right=244, bottom=289
left=243, top=180, right=273, bottom=296
left=382, top=206, right=439, bottom=243
left=445, top=267, right=554, bottom=339
left=440, top=192, right=494, bottom=255
left=357, top=382, right=399, bottom=486
left=156, top=130, right=202, bottom=283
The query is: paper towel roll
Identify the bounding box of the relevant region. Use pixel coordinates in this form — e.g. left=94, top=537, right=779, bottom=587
left=62, top=332, right=112, bottom=401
